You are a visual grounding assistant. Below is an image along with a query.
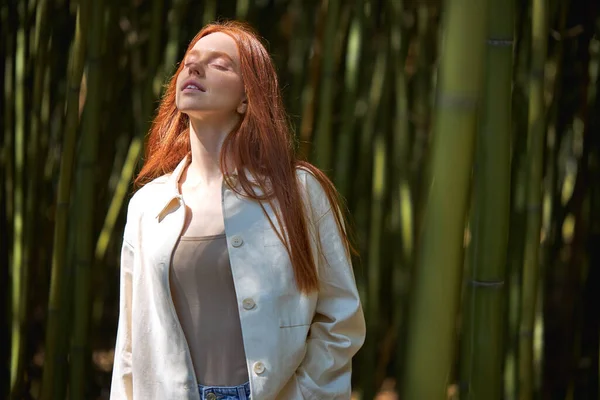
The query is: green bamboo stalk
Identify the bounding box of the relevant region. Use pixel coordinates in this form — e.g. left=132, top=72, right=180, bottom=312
left=298, top=2, right=327, bottom=159
left=285, top=0, right=308, bottom=121
left=26, top=0, right=51, bottom=230
left=575, top=47, right=600, bottom=399
left=368, top=133, right=387, bottom=388
left=3, top=2, right=16, bottom=265
left=518, top=0, right=547, bottom=398
left=147, top=0, right=164, bottom=102
left=236, top=0, right=250, bottom=20
left=459, top=0, right=514, bottom=398
left=401, top=0, right=489, bottom=398
left=389, top=0, right=412, bottom=281
left=20, top=1, right=51, bottom=395
left=503, top=3, right=531, bottom=396
left=540, top=2, right=574, bottom=396
left=410, top=5, right=435, bottom=184
left=40, top=3, right=89, bottom=399
left=203, top=0, right=217, bottom=26
left=9, top=1, right=27, bottom=396
left=334, top=0, right=364, bottom=199
left=312, top=0, right=340, bottom=171
left=370, top=45, right=394, bottom=390
left=96, top=0, right=164, bottom=263
left=70, top=0, right=104, bottom=397
left=23, top=0, right=51, bottom=375
left=387, top=0, right=414, bottom=391
left=0, top=14, right=9, bottom=390
left=355, top=34, right=387, bottom=278
left=356, top=34, right=388, bottom=399
left=93, top=0, right=162, bottom=329
left=159, top=0, right=188, bottom=89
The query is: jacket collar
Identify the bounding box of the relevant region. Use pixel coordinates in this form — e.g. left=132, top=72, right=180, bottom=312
left=154, top=154, right=253, bottom=221
left=154, top=155, right=190, bottom=220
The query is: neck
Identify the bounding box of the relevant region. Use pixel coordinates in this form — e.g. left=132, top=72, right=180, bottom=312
left=184, top=115, right=240, bottom=187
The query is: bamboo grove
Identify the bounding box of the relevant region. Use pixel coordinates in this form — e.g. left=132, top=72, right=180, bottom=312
left=2, top=0, right=600, bottom=399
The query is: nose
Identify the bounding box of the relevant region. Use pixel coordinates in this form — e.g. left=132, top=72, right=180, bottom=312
left=186, top=60, right=205, bottom=77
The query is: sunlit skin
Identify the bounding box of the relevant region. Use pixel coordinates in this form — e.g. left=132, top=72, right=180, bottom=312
left=175, top=32, right=248, bottom=236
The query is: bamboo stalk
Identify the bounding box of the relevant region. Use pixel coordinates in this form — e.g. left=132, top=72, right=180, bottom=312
left=334, top=0, right=364, bottom=199
left=410, top=5, right=435, bottom=198
left=387, top=0, right=414, bottom=391
left=574, top=33, right=600, bottom=399
left=298, top=2, right=326, bottom=159
left=0, top=5, right=10, bottom=389
left=401, top=0, right=489, bottom=398
left=312, top=0, right=340, bottom=171
left=236, top=0, right=250, bottom=20
left=285, top=0, right=309, bottom=122
left=21, top=1, right=51, bottom=396
left=69, top=0, right=104, bottom=396
left=23, top=0, right=51, bottom=375
left=369, top=46, right=394, bottom=392
left=163, top=0, right=188, bottom=77
left=2, top=0, right=16, bottom=269
left=203, top=0, right=217, bottom=26
left=356, top=33, right=388, bottom=400
left=540, top=1, right=579, bottom=396
left=40, top=3, right=89, bottom=399
left=459, top=0, right=514, bottom=398
left=9, top=0, right=27, bottom=396
left=518, top=0, right=547, bottom=398
left=96, top=0, right=164, bottom=263
left=147, top=0, right=164, bottom=102
left=503, top=3, right=531, bottom=396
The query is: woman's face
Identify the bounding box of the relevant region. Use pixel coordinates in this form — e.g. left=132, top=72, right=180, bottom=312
left=175, top=32, right=246, bottom=119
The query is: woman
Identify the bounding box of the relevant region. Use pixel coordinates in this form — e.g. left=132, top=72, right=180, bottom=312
left=110, top=20, right=365, bottom=400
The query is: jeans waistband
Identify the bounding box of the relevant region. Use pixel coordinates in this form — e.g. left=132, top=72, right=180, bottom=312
left=198, top=381, right=251, bottom=400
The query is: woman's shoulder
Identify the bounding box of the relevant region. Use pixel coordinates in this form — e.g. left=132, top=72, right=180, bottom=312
left=293, top=164, right=333, bottom=218
left=127, top=173, right=172, bottom=216
left=294, top=163, right=319, bottom=186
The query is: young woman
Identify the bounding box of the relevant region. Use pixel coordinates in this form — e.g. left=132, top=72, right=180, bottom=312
left=110, top=21, right=365, bottom=400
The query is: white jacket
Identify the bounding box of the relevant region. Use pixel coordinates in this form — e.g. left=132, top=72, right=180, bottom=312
left=110, top=156, right=366, bottom=399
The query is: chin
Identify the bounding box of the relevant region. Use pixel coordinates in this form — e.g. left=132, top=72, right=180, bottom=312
left=176, top=102, right=203, bottom=114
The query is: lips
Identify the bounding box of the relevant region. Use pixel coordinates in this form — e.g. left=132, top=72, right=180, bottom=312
left=180, top=79, right=206, bottom=92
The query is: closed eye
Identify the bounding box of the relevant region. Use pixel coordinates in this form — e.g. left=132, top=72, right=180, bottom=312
left=210, top=63, right=229, bottom=71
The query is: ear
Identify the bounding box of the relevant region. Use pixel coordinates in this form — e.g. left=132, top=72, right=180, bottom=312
left=237, top=96, right=248, bottom=114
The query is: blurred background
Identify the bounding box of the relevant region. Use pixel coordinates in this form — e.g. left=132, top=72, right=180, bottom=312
left=2, top=0, right=600, bottom=399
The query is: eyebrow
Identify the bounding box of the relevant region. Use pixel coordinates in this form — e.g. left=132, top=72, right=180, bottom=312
left=186, top=49, right=236, bottom=65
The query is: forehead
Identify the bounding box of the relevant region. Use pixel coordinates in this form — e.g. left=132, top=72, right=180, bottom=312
left=191, top=32, right=239, bottom=61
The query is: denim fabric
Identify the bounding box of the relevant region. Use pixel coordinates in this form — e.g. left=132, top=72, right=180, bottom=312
left=198, top=381, right=251, bottom=400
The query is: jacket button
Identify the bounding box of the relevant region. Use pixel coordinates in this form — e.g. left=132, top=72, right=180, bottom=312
left=242, top=298, right=256, bottom=310
left=231, top=235, right=243, bottom=247
left=253, top=361, right=265, bottom=375
left=206, top=394, right=217, bottom=400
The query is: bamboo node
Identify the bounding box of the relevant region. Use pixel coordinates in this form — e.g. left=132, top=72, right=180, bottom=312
left=487, top=38, right=513, bottom=47
left=436, top=93, right=478, bottom=110
left=469, top=279, right=505, bottom=288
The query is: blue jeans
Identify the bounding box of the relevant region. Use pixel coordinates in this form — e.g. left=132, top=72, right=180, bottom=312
left=198, top=381, right=251, bottom=400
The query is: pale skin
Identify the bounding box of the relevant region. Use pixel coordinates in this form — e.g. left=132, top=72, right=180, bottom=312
left=175, top=32, right=247, bottom=236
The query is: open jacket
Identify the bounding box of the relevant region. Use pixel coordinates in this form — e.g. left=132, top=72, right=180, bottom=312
left=110, top=156, right=366, bottom=400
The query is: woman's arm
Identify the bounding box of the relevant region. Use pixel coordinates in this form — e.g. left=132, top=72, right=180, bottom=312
left=294, top=172, right=366, bottom=399
left=110, top=201, right=137, bottom=399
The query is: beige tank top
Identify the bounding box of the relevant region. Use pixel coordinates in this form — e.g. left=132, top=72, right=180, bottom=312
left=169, top=233, right=249, bottom=386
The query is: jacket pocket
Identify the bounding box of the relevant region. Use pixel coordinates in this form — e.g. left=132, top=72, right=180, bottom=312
left=277, top=293, right=315, bottom=328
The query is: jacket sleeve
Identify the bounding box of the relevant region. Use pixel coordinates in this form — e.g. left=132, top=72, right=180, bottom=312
left=294, top=172, right=366, bottom=400
left=110, top=201, right=136, bottom=399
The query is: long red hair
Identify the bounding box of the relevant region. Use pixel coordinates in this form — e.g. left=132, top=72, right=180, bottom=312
left=135, top=20, right=355, bottom=293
